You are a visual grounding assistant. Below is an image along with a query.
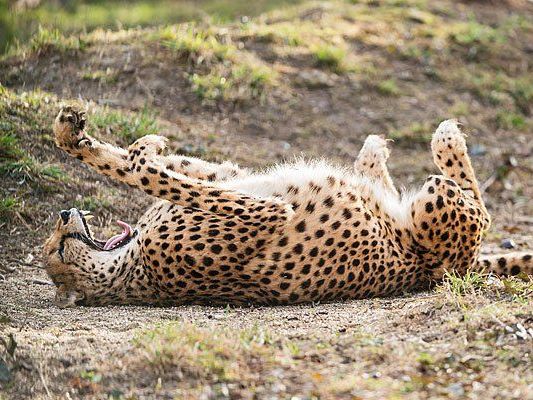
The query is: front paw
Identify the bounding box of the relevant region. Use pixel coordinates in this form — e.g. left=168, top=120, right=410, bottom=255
left=53, top=106, right=91, bottom=149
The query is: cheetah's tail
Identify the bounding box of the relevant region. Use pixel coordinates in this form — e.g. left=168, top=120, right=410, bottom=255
left=474, top=252, right=532, bottom=276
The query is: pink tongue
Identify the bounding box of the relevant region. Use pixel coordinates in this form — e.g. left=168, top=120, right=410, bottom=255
left=103, top=220, right=132, bottom=250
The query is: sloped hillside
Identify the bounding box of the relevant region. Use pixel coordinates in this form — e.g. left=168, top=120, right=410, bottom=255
left=0, top=1, right=532, bottom=398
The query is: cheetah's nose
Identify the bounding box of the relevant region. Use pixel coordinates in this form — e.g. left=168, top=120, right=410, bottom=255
left=59, top=210, right=70, bottom=224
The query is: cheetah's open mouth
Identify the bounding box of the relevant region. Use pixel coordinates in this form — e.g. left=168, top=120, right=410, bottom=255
left=80, top=213, right=135, bottom=251
left=102, top=220, right=134, bottom=250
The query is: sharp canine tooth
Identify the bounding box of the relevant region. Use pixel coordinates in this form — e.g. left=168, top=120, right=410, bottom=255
left=84, top=215, right=94, bottom=220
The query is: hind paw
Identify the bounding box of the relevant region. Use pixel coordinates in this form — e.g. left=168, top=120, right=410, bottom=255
left=431, top=119, right=467, bottom=155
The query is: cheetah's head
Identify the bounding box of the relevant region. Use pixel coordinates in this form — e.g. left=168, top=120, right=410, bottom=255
left=43, top=208, right=136, bottom=307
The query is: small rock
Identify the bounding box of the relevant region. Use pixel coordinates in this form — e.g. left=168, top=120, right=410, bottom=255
left=447, top=383, right=465, bottom=397
left=0, top=359, right=10, bottom=383
left=24, top=254, right=34, bottom=264
left=469, top=144, right=487, bottom=156
left=500, top=238, right=517, bottom=249
left=281, top=141, right=291, bottom=151
left=294, top=70, right=337, bottom=88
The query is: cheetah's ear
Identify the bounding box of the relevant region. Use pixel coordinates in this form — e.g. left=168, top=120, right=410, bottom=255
left=54, top=286, right=85, bottom=308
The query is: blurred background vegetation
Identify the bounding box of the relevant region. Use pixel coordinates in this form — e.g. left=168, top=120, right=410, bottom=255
left=0, top=0, right=304, bottom=53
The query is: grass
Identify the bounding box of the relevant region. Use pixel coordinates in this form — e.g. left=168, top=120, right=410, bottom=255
left=1, top=0, right=306, bottom=54
left=440, top=269, right=488, bottom=299
left=0, top=196, right=21, bottom=222
left=0, top=130, right=66, bottom=183
left=3, top=26, right=87, bottom=58
left=90, top=106, right=160, bottom=144
left=156, top=23, right=277, bottom=102
left=133, top=322, right=277, bottom=382
left=377, top=78, right=401, bottom=96
left=158, top=25, right=234, bottom=64
left=449, top=20, right=506, bottom=47
left=495, top=111, right=528, bottom=131
left=81, top=69, right=118, bottom=84
left=389, top=121, right=433, bottom=145
left=74, top=196, right=111, bottom=212
left=311, top=43, right=347, bottom=72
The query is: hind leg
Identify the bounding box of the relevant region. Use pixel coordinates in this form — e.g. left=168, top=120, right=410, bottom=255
left=354, top=135, right=398, bottom=196
left=431, top=120, right=489, bottom=228
left=410, top=175, right=485, bottom=281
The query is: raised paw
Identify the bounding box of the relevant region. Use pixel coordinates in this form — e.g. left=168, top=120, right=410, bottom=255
left=53, top=106, right=91, bottom=149
left=431, top=119, right=467, bottom=155
left=357, top=135, right=391, bottom=162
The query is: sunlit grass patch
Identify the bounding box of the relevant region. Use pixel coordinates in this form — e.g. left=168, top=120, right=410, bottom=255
left=74, top=195, right=111, bottom=212
left=311, top=43, right=347, bottom=72
left=449, top=20, right=505, bottom=47
left=495, top=111, right=528, bottom=131
left=0, top=155, right=67, bottom=183
left=190, top=72, right=231, bottom=101
left=440, top=269, right=489, bottom=299
left=155, top=23, right=277, bottom=101
left=500, top=275, right=533, bottom=304
left=389, top=121, right=433, bottom=145
left=91, top=106, right=160, bottom=144
left=133, top=322, right=277, bottom=382
left=448, top=69, right=533, bottom=114
left=6, top=26, right=87, bottom=57
left=157, top=24, right=234, bottom=64
left=377, top=78, right=401, bottom=96
left=1, top=0, right=306, bottom=54
left=81, top=69, right=118, bottom=84
left=0, top=132, right=23, bottom=160
left=0, top=196, right=21, bottom=222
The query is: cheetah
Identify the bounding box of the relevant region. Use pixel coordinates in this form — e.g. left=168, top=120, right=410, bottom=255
left=44, top=107, right=532, bottom=307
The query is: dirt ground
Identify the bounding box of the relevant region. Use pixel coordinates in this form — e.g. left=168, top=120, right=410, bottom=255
left=0, top=0, right=532, bottom=398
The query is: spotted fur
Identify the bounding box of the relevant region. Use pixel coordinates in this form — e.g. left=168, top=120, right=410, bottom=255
left=43, top=108, right=532, bottom=307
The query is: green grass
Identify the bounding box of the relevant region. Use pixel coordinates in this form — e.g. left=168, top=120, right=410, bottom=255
left=495, top=111, right=528, bottom=131
left=311, top=43, right=347, bottom=72
left=389, top=121, right=433, bottom=145
left=0, top=131, right=66, bottom=183
left=156, top=23, right=276, bottom=102
left=0, top=196, right=21, bottom=222
left=0, top=132, right=23, bottom=160
left=4, top=25, right=87, bottom=57
left=449, top=20, right=506, bottom=47
left=74, top=196, right=111, bottom=212
left=189, top=72, right=231, bottom=101
left=1, top=0, right=305, bottom=54
left=81, top=69, right=118, bottom=84
left=500, top=276, right=533, bottom=304
left=0, top=156, right=67, bottom=183
left=91, top=106, right=160, bottom=143
left=438, top=269, right=490, bottom=309
left=377, top=79, right=401, bottom=96
left=441, top=269, right=488, bottom=298
left=158, top=25, right=234, bottom=64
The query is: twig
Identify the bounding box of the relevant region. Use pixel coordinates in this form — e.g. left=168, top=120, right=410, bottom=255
left=37, top=362, right=52, bottom=399
left=14, top=212, right=31, bottom=230
left=480, top=173, right=497, bottom=194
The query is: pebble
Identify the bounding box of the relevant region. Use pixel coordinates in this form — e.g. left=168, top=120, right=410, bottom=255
left=500, top=239, right=516, bottom=249
left=469, top=144, right=487, bottom=156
